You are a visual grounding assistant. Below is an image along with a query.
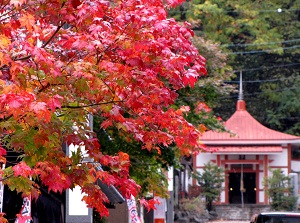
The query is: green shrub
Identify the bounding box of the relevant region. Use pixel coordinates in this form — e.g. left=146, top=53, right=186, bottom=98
left=264, top=169, right=297, bottom=211
left=192, top=162, right=225, bottom=211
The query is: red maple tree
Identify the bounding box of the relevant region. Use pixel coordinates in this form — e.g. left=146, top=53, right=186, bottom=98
left=0, top=0, right=207, bottom=220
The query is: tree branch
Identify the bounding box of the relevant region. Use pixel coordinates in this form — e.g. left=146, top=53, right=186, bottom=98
left=0, top=173, right=14, bottom=182
left=41, top=22, right=65, bottom=48
left=96, top=22, right=131, bottom=65
left=0, top=0, right=12, bottom=11
left=0, top=6, right=16, bottom=21
left=13, top=22, right=65, bottom=61
left=61, top=100, right=124, bottom=109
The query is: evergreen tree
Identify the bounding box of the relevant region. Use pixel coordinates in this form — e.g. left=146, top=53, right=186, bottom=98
left=170, top=0, right=300, bottom=135
left=193, top=162, right=225, bottom=211
left=264, top=169, right=297, bottom=211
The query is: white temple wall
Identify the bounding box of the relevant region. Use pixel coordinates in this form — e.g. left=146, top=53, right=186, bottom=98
left=268, top=150, right=289, bottom=176
left=291, top=160, right=300, bottom=172
left=258, top=164, right=265, bottom=203
left=259, top=190, right=264, bottom=204
left=269, top=150, right=288, bottom=166
left=220, top=182, right=226, bottom=203
left=246, top=155, right=256, bottom=160
left=196, top=153, right=216, bottom=168
left=194, top=151, right=297, bottom=205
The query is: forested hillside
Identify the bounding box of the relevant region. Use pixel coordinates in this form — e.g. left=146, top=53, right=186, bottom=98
left=170, top=0, right=300, bottom=135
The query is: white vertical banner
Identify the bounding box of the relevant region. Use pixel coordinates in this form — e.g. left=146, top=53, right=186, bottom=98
left=127, top=195, right=141, bottom=223
left=15, top=196, right=31, bottom=223
left=168, top=167, right=173, bottom=192
left=0, top=163, right=5, bottom=213
left=0, top=181, right=4, bottom=213
left=154, top=196, right=166, bottom=223
left=68, top=186, right=89, bottom=216
left=65, top=114, right=94, bottom=223
left=66, top=143, right=92, bottom=223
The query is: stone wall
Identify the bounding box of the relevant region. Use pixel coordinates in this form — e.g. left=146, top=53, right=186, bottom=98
left=214, top=204, right=271, bottom=221
left=174, top=204, right=271, bottom=223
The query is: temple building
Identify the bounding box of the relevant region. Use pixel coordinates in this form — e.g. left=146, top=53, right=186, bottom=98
left=194, top=77, right=300, bottom=205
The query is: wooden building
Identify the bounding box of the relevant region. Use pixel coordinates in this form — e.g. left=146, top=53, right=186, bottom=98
left=194, top=85, right=300, bottom=205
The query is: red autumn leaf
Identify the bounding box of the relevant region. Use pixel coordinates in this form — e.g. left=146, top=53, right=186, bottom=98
left=29, top=101, right=46, bottom=113
left=29, top=101, right=51, bottom=122
left=96, top=171, right=117, bottom=185
left=139, top=198, right=160, bottom=212
left=0, top=212, right=8, bottom=223
left=47, top=94, right=63, bottom=111
left=71, top=0, right=82, bottom=9
left=182, top=69, right=198, bottom=87
left=34, top=161, right=71, bottom=193
left=0, top=0, right=208, bottom=220
left=12, top=162, right=32, bottom=177
left=0, top=147, right=7, bottom=156
left=118, top=151, right=129, bottom=162
left=195, top=102, right=211, bottom=113
left=15, top=214, right=32, bottom=223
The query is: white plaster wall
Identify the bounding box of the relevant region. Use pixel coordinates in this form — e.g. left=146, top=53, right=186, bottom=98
left=196, top=153, right=216, bottom=167
left=247, top=155, right=257, bottom=160
left=228, top=154, right=240, bottom=160
left=291, top=160, right=300, bottom=172
left=268, top=150, right=288, bottom=167
left=280, top=168, right=289, bottom=175
left=259, top=190, right=265, bottom=204
left=268, top=151, right=289, bottom=181
left=258, top=169, right=265, bottom=203
left=268, top=166, right=288, bottom=176
left=220, top=182, right=226, bottom=203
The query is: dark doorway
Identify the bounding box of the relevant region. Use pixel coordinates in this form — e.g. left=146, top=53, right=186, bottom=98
left=3, top=186, right=23, bottom=223
left=229, top=172, right=256, bottom=204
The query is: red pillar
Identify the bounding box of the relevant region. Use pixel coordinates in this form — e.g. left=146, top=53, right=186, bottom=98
left=264, top=155, right=268, bottom=204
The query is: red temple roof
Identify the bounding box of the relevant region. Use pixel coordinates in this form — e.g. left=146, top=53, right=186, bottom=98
left=206, top=145, right=282, bottom=153
left=201, top=100, right=300, bottom=146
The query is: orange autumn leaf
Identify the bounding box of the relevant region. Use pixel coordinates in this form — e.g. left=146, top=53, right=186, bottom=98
left=19, top=13, right=35, bottom=32
left=0, top=35, right=11, bottom=49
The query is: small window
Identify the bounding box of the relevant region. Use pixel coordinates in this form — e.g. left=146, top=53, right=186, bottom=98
left=292, top=145, right=300, bottom=159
